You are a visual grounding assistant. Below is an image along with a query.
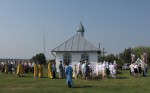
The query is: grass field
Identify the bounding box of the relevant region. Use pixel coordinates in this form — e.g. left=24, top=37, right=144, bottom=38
left=0, top=70, right=150, bottom=93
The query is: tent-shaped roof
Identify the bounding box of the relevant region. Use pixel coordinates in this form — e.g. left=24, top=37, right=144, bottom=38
left=52, top=34, right=99, bottom=52
left=52, top=22, right=99, bottom=52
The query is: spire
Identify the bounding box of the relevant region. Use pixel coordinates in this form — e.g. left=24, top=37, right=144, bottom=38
left=77, top=21, right=85, bottom=36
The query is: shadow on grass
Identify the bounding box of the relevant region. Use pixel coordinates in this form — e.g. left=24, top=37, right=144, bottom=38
left=73, top=85, right=93, bottom=88
left=116, top=76, right=128, bottom=79
left=117, top=71, right=122, bottom=74
left=18, top=75, right=31, bottom=77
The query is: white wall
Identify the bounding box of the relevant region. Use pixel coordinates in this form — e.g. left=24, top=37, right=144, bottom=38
left=55, top=52, right=98, bottom=73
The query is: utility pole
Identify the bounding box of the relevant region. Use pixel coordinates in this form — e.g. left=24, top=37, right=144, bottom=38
left=43, top=18, right=46, bottom=56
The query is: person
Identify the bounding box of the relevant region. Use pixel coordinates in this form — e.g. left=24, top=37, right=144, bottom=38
left=141, top=61, right=147, bottom=77
left=106, top=61, right=110, bottom=78
left=48, top=62, right=53, bottom=78
left=34, top=62, right=39, bottom=78
left=73, top=64, right=77, bottom=79
left=59, top=61, right=64, bottom=79
left=82, top=62, right=86, bottom=79
left=109, top=62, right=116, bottom=79
left=143, top=52, right=148, bottom=75
left=143, top=52, right=147, bottom=63
left=102, top=61, right=106, bottom=79
left=4, top=62, right=8, bottom=74
left=1, top=61, right=5, bottom=73
left=136, top=58, right=142, bottom=77
left=77, top=61, right=82, bottom=79
left=38, top=63, right=44, bottom=78
left=133, top=63, right=138, bottom=77
left=16, top=61, right=23, bottom=77
left=95, top=62, right=99, bottom=77
left=129, top=63, right=134, bottom=76
left=90, top=62, right=94, bottom=79
left=99, top=62, right=103, bottom=78
left=65, top=62, right=74, bottom=88
left=12, top=61, right=17, bottom=74
left=24, top=62, right=29, bottom=73
left=85, top=61, right=90, bottom=80
left=28, top=61, right=32, bottom=73
left=31, top=62, right=35, bottom=74
left=52, top=62, right=57, bottom=79
left=131, top=52, right=136, bottom=63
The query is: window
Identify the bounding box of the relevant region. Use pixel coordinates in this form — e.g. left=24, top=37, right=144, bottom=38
left=81, top=53, right=89, bottom=62
left=63, top=53, right=72, bottom=64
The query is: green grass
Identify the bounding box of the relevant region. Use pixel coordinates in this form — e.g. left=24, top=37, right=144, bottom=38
left=0, top=70, right=150, bottom=93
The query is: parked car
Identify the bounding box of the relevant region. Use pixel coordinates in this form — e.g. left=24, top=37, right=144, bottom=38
left=122, top=63, right=130, bottom=70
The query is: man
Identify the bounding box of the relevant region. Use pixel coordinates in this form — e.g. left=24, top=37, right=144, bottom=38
left=16, top=61, right=23, bottom=77
left=105, top=61, right=110, bottom=78
left=73, top=64, right=77, bottom=79
left=52, top=62, right=57, bottom=79
left=65, top=62, right=74, bottom=88
left=59, top=61, right=64, bottom=79
left=48, top=62, right=53, bottom=78
left=38, top=63, right=44, bottom=78
left=34, top=62, right=38, bottom=78
left=131, top=53, right=135, bottom=63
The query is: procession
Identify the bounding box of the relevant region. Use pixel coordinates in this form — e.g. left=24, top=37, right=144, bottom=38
left=0, top=52, right=148, bottom=80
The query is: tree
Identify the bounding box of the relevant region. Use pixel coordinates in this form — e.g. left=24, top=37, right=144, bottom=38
left=105, top=54, right=117, bottom=62
left=123, top=47, right=132, bottom=63
left=31, top=53, right=46, bottom=64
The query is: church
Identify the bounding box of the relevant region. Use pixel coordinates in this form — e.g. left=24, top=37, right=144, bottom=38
left=51, top=22, right=100, bottom=72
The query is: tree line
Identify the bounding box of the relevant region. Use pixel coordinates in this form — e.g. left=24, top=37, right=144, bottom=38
left=100, top=46, right=150, bottom=65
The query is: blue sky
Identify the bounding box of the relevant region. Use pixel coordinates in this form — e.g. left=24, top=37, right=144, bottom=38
left=0, top=0, right=150, bottom=59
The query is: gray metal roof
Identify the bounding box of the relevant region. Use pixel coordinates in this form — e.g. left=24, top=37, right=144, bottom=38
left=52, top=34, right=99, bottom=52
left=52, top=22, right=99, bottom=52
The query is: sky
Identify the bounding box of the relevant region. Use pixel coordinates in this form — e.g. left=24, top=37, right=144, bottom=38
left=0, top=0, right=150, bottom=59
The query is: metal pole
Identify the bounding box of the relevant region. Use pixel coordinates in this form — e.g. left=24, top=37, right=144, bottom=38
left=43, top=18, right=45, bottom=56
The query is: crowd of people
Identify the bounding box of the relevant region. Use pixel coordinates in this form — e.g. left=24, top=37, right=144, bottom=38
left=129, top=52, right=148, bottom=77
left=0, top=52, right=148, bottom=88
left=0, top=60, right=58, bottom=79
left=0, top=61, right=34, bottom=74
left=71, top=60, right=117, bottom=80
left=0, top=58, right=148, bottom=79
left=130, top=58, right=148, bottom=77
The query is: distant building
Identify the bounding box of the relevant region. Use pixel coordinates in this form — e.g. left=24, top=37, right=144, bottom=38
left=52, top=22, right=100, bottom=72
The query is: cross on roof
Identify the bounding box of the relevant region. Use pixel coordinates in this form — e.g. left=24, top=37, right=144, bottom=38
left=102, top=48, right=107, bottom=56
